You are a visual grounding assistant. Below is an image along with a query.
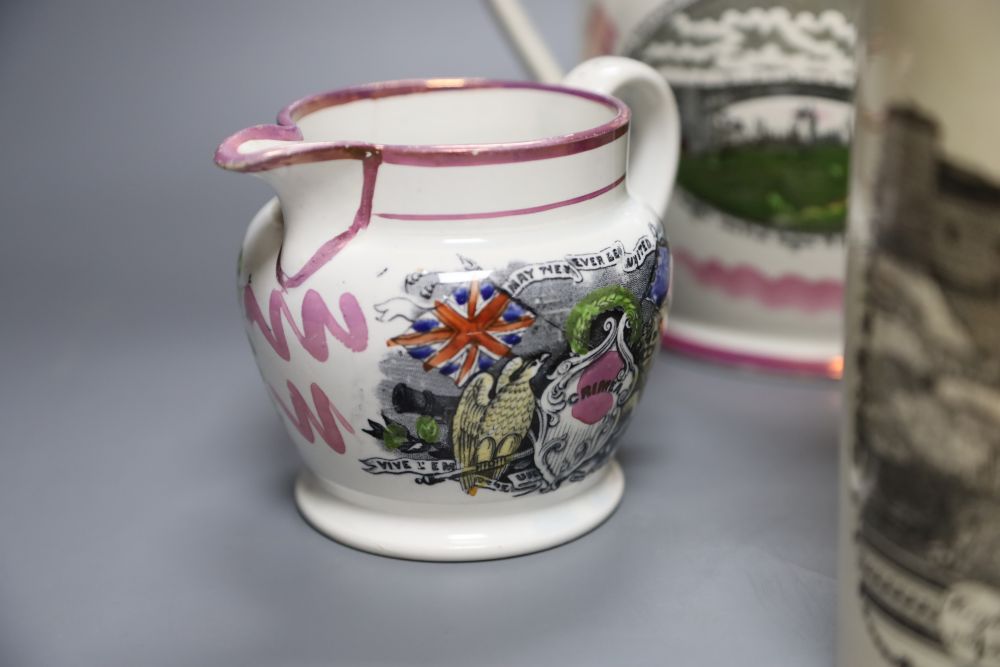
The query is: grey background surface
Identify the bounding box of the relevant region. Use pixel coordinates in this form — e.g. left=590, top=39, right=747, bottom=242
left=0, top=2, right=839, bottom=665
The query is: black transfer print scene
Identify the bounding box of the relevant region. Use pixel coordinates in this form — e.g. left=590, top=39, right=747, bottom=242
left=361, top=227, right=669, bottom=497
left=851, top=106, right=1000, bottom=666
left=625, top=2, right=855, bottom=242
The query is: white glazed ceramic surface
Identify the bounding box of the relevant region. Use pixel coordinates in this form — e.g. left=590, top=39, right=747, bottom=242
left=217, top=58, right=679, bottom=560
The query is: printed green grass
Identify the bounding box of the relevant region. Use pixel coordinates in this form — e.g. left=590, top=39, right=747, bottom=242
left=677, top=141, right=849, bottom=233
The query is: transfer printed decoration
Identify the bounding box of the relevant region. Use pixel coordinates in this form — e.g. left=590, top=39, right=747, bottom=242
left=625, top=4, right=855, bottom=241
left=850, top=106, right=1000, bottom=667
left=386, top=279, right=536, bottom=387
left=362, top=228, right=668, bottom=496
left=534, top=296, right=638, bottom=488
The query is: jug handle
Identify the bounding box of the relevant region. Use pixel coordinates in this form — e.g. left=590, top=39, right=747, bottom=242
left=563, top=56, right=681, bottom=219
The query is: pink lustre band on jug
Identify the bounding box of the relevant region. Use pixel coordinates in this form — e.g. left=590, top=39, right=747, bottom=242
left=213, top=78, right=630, bottom=172
left=216, top=78, right=631, bottom=290
left=673, top=249, right=844, bottom=312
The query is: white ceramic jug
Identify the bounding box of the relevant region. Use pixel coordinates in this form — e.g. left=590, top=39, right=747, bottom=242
left=215, top=57, right=679, bottom=560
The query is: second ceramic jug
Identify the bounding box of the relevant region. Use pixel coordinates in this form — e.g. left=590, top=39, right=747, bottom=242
left=493, top=0, right=859, bottom=376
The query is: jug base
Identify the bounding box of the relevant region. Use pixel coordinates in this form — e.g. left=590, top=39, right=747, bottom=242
left=663, top=319, right=843, bottom=378
left=294, top=460, right=624, bottom=561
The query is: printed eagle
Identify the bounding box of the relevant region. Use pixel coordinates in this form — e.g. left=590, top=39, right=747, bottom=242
left=450, top=357, right=545, bottom=495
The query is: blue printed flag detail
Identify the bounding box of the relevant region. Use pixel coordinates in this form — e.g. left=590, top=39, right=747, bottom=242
left=388, top=281, right=535, bottom=386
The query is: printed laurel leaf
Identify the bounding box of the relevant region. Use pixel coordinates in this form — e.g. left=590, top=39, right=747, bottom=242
left=564, top=285, right=641, bottom=354
left=415, top=415, right=440, bottom=443
left=383, top=422, right=408, bottom=449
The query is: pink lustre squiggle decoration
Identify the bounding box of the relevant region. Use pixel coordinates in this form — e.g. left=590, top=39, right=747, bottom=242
left=244, top=285, right=367, bottom=456
left=269, top=381, right=355, bottom=453
left=673, top=249, right=843, bottom=312
left=243, top=285, right=369, bottom=362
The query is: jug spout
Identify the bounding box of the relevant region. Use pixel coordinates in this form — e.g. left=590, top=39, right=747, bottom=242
left=216, top=72, right=665, bottom=289
left=216, top=128, right=382, bottom=289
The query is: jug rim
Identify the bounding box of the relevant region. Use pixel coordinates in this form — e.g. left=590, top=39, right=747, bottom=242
left=215, top=78, right=630, bottom=172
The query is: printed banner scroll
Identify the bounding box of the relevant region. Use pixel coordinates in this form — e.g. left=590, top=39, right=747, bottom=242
left=502, top=236, right=656, bottom=296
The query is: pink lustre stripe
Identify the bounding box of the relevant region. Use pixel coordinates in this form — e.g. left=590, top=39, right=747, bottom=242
left=673, top=249, right=844, bottom=313
left=277, top=153, right=382, bottom=289
left=662, top=331, right=844, bottom=379
left=216, top=79, right=630, bottom=173
left=375, top=175, right=626, bottom=221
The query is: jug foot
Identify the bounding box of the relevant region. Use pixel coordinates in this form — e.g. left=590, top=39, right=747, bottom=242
left=294, top=460, right=624, bottom=561
left=663, top=318, right=843, bottom=378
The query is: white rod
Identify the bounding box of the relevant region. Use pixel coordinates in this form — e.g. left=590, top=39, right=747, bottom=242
left=487, top=0, right=565, bottom=83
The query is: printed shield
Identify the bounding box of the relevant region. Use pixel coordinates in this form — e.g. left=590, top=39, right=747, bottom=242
left=533, top=314, right=638, bottom=488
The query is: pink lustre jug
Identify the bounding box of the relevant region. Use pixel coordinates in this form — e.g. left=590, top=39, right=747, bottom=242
left=215, top=57, right=679, bottom=560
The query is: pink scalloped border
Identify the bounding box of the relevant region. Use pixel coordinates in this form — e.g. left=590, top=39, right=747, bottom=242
left=673, top=249, right=843, bottom=312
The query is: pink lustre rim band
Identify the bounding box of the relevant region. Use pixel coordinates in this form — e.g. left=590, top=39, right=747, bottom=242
left=214, top=78, right=630, bottom=172
left=662, top=331, right=844, bottom=379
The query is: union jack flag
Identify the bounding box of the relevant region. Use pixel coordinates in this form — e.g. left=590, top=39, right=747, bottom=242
left=388, top=281, right=535, bottom=386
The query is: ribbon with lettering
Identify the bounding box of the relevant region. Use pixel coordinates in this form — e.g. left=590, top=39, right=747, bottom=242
left=501, top=235, right=657, bottom=297
left=360, top=451, right=546, bottom=492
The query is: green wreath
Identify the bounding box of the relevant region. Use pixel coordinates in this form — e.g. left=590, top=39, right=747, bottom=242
left=564, top=285, right=641, bottom=355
